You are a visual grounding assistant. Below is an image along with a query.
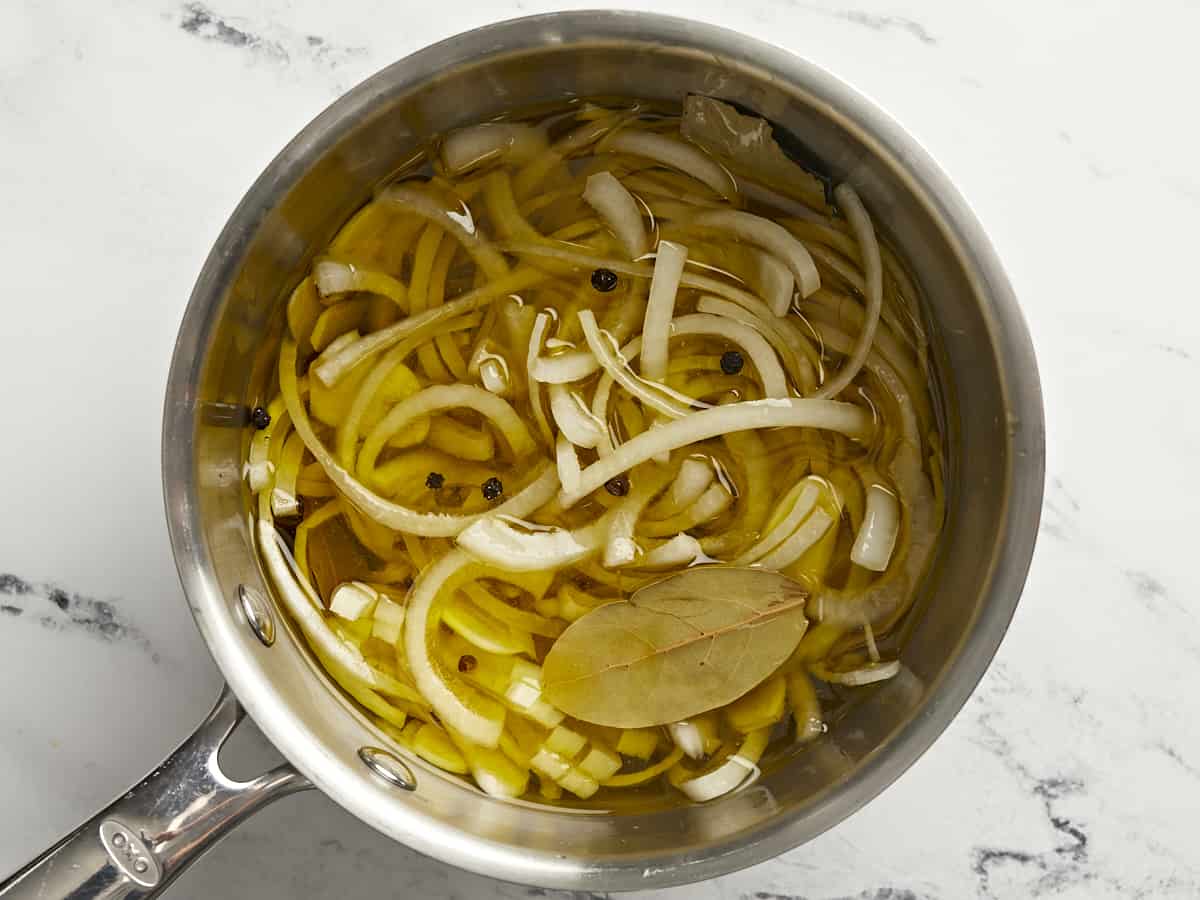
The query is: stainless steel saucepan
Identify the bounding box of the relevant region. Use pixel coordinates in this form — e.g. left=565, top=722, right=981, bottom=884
left=1, top=11, right=1044, bottom=898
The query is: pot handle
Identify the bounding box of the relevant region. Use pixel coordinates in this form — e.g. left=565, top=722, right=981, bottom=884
left=0, top=686, right=311, bottom=899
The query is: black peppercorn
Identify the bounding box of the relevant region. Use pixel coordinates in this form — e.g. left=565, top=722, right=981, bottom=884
left=720, top=350, right=745, bottom=375
left=425, top=471, right=445, bottom=490
left=458, top=654, right=477, bottom=673
left=590, top=268, right=618, bottom=292
left=604, top=474, right=631, bottom=497
left=482, top=476, right=504, bottom=501
left=250, top=406, right=271, bottom=430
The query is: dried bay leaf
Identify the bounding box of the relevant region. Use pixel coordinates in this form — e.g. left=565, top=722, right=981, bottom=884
left=542, top=567, right=808, bottom=728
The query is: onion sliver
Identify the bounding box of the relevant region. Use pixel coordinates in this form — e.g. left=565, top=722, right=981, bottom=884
left=649, top=456, right=713, bottom=517
left=676, top=729, right=769, bottom=802
left=457, top=515, right=609, bottom=572
left=314, top=260, right=408, bottom=310
left=850, top=483, right=900, bottom=572
left=669, top=721, right=706, bottom=760
left=694, top=295, right=817, bottom=395
left=691, top=209, right=820, bottom=299
left=602, top=131, right=736, bottom=199
left=812, top=183, right=882, bottom=399
left=603, top=465, right=675, bottom=567
left=358, top=384, right=535, bottom=479
left=639, top=483, right=732, bottom=538
left=583, top=171, right=648, bottom=259
left=749, top=250, right=794, bottom=317
left=813, top=660, right=901, bottom=686
left=754, top=507, right=835, bottom=571
left=670, top=313, right=788, bottom=399
left=732, top=480, right=821, bottom=565
left=640, top=241, right=689, bottom=383
left=559, top=398, right=872, bottom=507
left=441, top=122, right=546, bottom=175
left=531, top=349, right=601, bottom=384
left=336, top=314, right=479, bottom=467
left=313, top=267, right=546, bottom=387
left=257, top=520, right=417, bottom=700
left=555, top=433, right=582, bottom=495
left=404, top=549, right=506, bottom=746
left=549, top=383, right=607, bottom=449
left=377, top=184, right=508, bottom=278
left=633, top=533, right=703, bottom=568
left=578, top=311, right=695, bottom=420
left=525, top=311, right=556, bottom=447
left=281, top=338, right=559, bottom=537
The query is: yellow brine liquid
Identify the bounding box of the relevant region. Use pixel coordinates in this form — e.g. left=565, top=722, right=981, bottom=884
left=248, top=95, right=945, bottom=809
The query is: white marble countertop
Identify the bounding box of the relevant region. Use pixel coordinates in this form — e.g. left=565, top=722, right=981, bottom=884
left=2, top=0, right=1197, bottom=897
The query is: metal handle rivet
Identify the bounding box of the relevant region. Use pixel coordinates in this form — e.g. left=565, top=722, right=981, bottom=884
left=111, top=833, right=126, bottom=848
left=358, top=747, right=416, bottom=791
left=134, top=860, right=148, bottom=874
left=237, top=584, right=276, bottom=647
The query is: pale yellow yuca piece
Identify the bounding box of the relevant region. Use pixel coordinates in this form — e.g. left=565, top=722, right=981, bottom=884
left=724, top=674, right=787, bottom=733
left=603, top=746, right=684, bottom=788
left=313, top=260, right=409, bottom=310
left=441, top=592, right=536, bottom=658
left=408, top=224, right=453, bottom=383
left=310, top=298, right=369, bottom=352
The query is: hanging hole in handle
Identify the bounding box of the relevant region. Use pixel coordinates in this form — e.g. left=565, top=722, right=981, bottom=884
left=238, top=584, right=275, bottom=647
left=358, top=747, right=417, bottom=791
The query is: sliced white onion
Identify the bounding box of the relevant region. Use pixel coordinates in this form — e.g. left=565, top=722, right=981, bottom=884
left=691, top=209, right=820, bottom=298
left=677, top=755, right=758, bottom=802
left=812, top=183, right=883, bottom=399
left=640, top=482, right=732, bottom=538
left=694, top=296, right=815, bottom=396
left=749, top=250, right=794, bottom=317
left=583, top=171, right=648, bottom=259
left=330, top=581, right=379, bottom=620
left=754, top=507, right=835, bottom=571
left=526, top=311, right=556, bottom=447
left=851, top=483, right=900, bottom=572
left=359, top=384, right=535, bottom=477
left=441, top=122, right=546, bottom=175
left=650, top=456, right=713, bottom=517
left=313, top=267, right=545, bottom=387
left=404, top=549, right=505, bottom=746
left=531, top=349, right=601, bottom=384
left=602, top=467, right=674, bottom=568
left=667, top=313, right=788, bottom=399
left=669, top=721, right=706, bottom=760
left=559, top=398, right=873, bottom=507
left=314, top=260, right=408, bottom=308
left=555, top=433, right=582, bottom=496
left=819, top=660, right=901, bottom=686
left=633, top=533, right=703, bottom=569
left=732, top=480, right=821, bottom=565
left=603, top=130, right=736, bottom=199
left=578, top=312, right=696, bottom=421
left=377, top=184, right=508, bottom=278
left=246, top=460, right=275, bottom=493
left=282, top=337, right=560, bottom=537
left=479, top=357, right=511, bottom=396
left=257, top=520, right=414, bottom=699
left=457, top=515, right=608, bottom=572
left=549, top=382, right=607, bottom=449
left=640, top=240, right=689, bottom=383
